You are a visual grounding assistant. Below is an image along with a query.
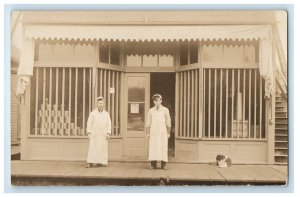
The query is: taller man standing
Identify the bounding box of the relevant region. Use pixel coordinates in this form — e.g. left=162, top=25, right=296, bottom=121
left=146, top=94, right=171, bottom=170
left=86, top=96, right=111, bottom=168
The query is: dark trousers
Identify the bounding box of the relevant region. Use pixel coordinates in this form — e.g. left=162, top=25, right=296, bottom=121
left=150, top=160, right=166, bottom=168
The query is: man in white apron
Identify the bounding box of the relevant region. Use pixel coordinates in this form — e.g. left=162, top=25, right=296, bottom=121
left=146, top=94, right=171, bottom=170
left=86, top=97, right=111, bottom=168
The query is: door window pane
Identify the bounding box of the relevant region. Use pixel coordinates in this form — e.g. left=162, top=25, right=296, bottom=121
left=128, top=76, right=146, bottom=102
left=127, top=103, right=145, bottom=131
left=127, top=76, right=146, bottom=131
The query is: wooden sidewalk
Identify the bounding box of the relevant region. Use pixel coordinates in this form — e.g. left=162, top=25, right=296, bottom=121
left=11, top=161, right=288, bottom=185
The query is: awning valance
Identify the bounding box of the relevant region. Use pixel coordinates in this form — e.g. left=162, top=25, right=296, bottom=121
left=24, top=25, right=272, bottom=42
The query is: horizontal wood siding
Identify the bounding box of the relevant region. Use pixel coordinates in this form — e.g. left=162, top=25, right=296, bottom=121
left=11, top=73, right=20, bottom=145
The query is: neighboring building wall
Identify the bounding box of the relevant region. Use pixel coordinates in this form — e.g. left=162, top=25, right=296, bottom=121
left=11, top=71, right=20, bottom=145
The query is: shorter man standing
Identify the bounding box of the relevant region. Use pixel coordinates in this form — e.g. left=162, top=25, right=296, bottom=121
left=146, top=94, right=171, bottom=170
left=86, top=97, right=111, bottom=168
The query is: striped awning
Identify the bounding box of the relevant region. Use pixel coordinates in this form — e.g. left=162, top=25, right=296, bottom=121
left=24, top=24, right=272, bottom=42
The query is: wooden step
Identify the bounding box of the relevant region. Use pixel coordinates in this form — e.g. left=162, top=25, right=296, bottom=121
left=275, top=131, right=288, bottom=136
left=274, top=162, right=288, bottom=165
left=275, top=104, right=286, bottom=109
left=275, top=119, right=288, bottom=124
left=275, top=133, right=288, bottom=137
left=275, top=147, right=288, bottom=150
left=275, top=127, right=288, bottom=131
left=275, top=110, right=287, bottom=113
left=275, top=96, right=287, bottom=101
left=275, top=114, right=287, bottom=118
left=275, top=122, right=288, bottom=126
left=275, top=154, right=288, bottom=157
left=274, top=157, right=288, bottom=163
left=275, top=142, right=288, bottom=148
left=275, top=149, right=288, bottom=155
left=275, top=136, right=288, bottom=141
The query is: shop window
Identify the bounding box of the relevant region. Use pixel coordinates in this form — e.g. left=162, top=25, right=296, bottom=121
left=30, top=67, right=93, bottom=137
left=203, top=68, right=266, bottom=139
left=125, top=42, right=174, bottom=67
left=110, top=43, right=120, bottom=65
left=177, top=69, right=200, bottom=138
left=180, top=43, right=188, bottom=65
left=189, top=42, right=198, bottom=64
left=99, top=43, right=109, bottom=64
left=179, top=42, right=199, bottom=66
left=30, top=67, right=122, bottom=137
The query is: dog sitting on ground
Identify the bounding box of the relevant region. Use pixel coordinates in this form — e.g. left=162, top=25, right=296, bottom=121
left=216, top=155, right=232, bottom=168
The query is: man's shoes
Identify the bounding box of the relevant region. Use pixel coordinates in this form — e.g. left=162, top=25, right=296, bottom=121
left=150, top=166, right=155, bottom=170
left=85, top=163, right=92, bottom=168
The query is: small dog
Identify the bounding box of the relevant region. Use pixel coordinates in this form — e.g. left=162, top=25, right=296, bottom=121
left=216, top=154, right=232, bottom=168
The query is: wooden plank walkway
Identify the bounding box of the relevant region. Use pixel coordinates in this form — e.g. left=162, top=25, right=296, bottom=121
left=11, top=161, right=287, bottom=185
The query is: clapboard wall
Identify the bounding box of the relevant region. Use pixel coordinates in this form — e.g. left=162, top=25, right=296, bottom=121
left=11, top=70, right=20, bottom=145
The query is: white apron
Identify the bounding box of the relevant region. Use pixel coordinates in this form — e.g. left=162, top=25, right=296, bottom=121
left=148, top=107, right=169, bottom=162
left=86, top=109, right=111, bottom=164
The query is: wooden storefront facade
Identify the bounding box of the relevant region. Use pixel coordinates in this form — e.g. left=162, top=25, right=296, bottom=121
left=18, top=11, right=281, bottom=164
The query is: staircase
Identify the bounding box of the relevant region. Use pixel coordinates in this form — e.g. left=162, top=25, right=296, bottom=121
left=274, top=94, right=288, bottom=165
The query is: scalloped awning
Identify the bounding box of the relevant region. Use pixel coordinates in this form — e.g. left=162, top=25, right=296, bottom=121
left=24, top=24, right=272, bottom=42
left=17, top=24, right=274, bottom=98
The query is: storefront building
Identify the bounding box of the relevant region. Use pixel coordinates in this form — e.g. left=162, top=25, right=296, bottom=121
left=16, top=11, right=287, bottom=164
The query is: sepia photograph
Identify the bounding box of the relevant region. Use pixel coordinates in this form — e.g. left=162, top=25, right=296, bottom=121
left=9, top=9, right=288, bottom=187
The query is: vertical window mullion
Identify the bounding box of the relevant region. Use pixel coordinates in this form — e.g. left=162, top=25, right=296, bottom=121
left=208, top=69, right=211, bottom=138
left=231, top=69, right=234, bottom=139
left=237, top=69, right=240, bottom=139
left=49, top=68, right=52, bottom=135
left=220, top=69, right=223, bottom=138
left=34, top=68, right=39, bottom=136
left=62, top=68, right=65, bottom=136
left=203, top=69, right=206, bottom=137
left=225, top=69, right=228, bottom=138
left=55, top=68, right=59, bottom=136
left=83, top=68, right=86, bottom=136
left=242, top=69, right=246, bottom=139
left=42, top=68, right=46, bottom=136
left=248, top=69, right=251, bottom=138
left=187, top=70, right=190, bottom=137
left=259, top=74, right=262, bottom=139
left=254, top=70, right=257, bottom=139
left=214, top=69, right=217, bottom=138
left=68, top=68, right=72, bottom=136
